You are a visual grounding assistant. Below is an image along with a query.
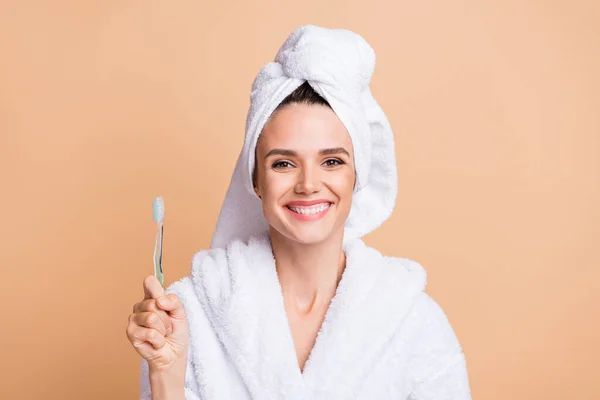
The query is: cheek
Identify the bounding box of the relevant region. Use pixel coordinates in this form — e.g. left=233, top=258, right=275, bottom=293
left=328, top=169, right=356, bottom=198
left=261, top=172, right=295, bottom=202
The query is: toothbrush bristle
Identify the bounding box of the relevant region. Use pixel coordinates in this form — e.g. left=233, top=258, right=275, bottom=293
left=153, top=196, right=165, bottom=223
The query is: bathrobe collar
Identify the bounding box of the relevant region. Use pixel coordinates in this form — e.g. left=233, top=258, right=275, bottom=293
left=190, top=233, right=426, bottom=399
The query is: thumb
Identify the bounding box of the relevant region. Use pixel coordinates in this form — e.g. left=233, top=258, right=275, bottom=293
left=157, top=294, right=186, bottom=319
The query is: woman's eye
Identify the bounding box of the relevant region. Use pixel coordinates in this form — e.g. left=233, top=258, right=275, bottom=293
left=272, top=161, right=293, bottom=169
left=324, top=158, right=344, bottom=167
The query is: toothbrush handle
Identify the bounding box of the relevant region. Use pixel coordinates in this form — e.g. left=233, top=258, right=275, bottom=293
left=154, top=222, right=164, bottom=286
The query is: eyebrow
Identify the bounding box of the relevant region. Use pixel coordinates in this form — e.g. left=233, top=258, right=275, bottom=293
left=264, top=147, right=350, bottom=159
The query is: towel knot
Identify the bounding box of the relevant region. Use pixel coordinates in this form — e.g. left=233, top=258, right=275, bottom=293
left=274, top=25, right=375, bottom=95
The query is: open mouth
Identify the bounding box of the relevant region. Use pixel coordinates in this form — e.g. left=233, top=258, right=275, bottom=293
left=286, top=203, right=331, bottom=215
left=284, top=202, right=332, bottom=221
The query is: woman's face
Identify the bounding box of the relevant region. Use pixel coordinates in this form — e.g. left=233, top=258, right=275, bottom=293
left=254, top=103, right=356, bottom=245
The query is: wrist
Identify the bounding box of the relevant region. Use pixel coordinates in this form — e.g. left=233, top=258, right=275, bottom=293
left=149, top=359, right=187, bottom=400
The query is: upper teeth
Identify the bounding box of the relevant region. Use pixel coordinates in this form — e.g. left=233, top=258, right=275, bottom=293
left=288, top=203, right=330, bottom=215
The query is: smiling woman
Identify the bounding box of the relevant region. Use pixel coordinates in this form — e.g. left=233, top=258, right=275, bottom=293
left=129, top=25, right=472, bottom=400
left=253, top=90, right=356, bottom=245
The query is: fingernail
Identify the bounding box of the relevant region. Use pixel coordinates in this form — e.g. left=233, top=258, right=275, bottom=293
left=166, top=327, right=173, bottom=335
left=158, top=296, right=168, bottom=305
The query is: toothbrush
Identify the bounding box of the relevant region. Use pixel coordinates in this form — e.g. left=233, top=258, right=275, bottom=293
left=152, top=196, right=165, bottom=287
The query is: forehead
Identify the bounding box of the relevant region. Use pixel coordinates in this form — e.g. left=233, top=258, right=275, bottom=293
left=258, top=103, right=353, bottom=153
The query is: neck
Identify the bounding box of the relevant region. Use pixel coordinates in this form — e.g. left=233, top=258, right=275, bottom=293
left=270, top=228, right=346, bottom=315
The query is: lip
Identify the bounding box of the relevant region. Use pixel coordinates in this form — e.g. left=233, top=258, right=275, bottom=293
left=284, top=201, right=332, bottom=222
left=285, top=199, right=332, bottom=207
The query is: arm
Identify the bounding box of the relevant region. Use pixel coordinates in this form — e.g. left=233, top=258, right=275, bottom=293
left=149, top=366, right=186, bottom=400
left=408, top=294, right=472, bottom=400
left=140, top=354, right=202, bottom=400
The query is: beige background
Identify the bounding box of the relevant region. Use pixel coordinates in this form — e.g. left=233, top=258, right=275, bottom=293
left=1, top=0, right=598, bottom=399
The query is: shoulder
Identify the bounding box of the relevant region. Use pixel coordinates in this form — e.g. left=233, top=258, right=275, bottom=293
left=369, top=248, right=462, bottom=358
left=346, top=238, right=428, bottom=287
left=406, top=291, right=466, bottom=380
left=191, top=233, right=272, bottom=269
left=412, top=291, right=455, bottom=328
left=404, top=292, right=472, bottom=396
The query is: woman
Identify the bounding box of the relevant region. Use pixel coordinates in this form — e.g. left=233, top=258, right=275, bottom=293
left=127, top=25, right=472, bottom=399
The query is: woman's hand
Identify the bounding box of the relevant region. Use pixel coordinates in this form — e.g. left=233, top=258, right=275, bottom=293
left=126, top=275, right=189, bottom=373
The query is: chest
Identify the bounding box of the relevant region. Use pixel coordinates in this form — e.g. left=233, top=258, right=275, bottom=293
left=191, top=311, right=416, bottom=399
left=185, top=277, right=423, bottom=399
left=284, top=301, right=330, bottom=373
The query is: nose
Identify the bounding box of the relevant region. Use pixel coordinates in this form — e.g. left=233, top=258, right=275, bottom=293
left=294, top=165, right=321, bottom=195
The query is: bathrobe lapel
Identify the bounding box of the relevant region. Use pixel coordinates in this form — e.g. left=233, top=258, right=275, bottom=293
left=190, top=234, right=426, bottom=400
left=301, top=238, right=426, bottom=399
left=191, top=234, right=307, bottom=399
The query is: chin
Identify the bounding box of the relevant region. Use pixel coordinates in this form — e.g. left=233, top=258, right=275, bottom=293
left=285, top=228, right=333, bottom=245
left=273, top=219, right=344, bottom=246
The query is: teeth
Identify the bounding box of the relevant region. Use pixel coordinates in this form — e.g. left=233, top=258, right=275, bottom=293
left=288, top=203, right=330, bottom=215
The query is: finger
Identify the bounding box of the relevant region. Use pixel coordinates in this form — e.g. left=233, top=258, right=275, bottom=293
left=126, top=324, right=165, bottom=355
left=133, top=298, right=155, bottom=313
left=143, top=275, right=165, bottom=300
left=132, top=298, right=155, bottom=313
left=130, top=325, right=166, bottom=350
left=134, top=300, right=174, bottom=333
left=130, top=338, right=154, bottom=358
left=156, top=294, right=186, bottom=319
left=130, top=312, right=170, bottom=336
left=127, top=324, right=151, bottom=356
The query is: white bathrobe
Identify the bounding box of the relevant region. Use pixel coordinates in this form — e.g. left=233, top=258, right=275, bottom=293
left=140, top=25, right=471, bottom=399
left=140, top=233, right=472, bottom=399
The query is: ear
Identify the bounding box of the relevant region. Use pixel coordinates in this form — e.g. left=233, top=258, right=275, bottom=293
left=254, top=185, right=261, bottom=199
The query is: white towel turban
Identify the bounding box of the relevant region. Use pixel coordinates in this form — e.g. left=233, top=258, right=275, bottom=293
left=210, top=25, right=398, bottom=249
